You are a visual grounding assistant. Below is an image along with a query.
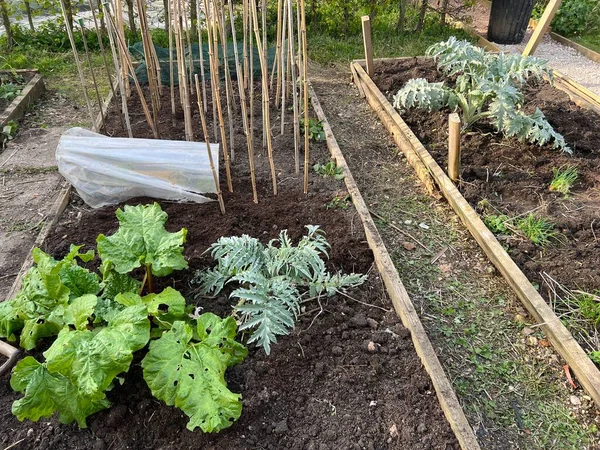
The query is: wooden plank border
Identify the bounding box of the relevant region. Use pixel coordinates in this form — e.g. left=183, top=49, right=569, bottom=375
left=308, top=82, right=481, bottom=450
left=351, top=59, right=600, bottom=409
left=0, top=73, right=45, bottom=127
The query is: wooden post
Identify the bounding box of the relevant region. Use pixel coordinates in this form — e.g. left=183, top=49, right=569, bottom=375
left=448, top=113, right=461, bottom=182
left=522, top=0, right=562, bottom=56
left=361, top=16, right=374, bottom=77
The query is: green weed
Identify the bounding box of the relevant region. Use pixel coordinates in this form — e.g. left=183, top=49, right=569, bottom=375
left=313, top=161, right=344, bottom=180
left=483, top=214, right=510, bottom=233
left=326, top=193, right=351, bottom=210
left=301, top=118, right=326, bottom=142
left=516, top=214, right=558, bottom=246
left=549, top=165, right=578, bottom=196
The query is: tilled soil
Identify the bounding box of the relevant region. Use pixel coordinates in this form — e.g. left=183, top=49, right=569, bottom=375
left=373, top=57, right=600, bottom=298
left=0, top=85, right=459, bottom=449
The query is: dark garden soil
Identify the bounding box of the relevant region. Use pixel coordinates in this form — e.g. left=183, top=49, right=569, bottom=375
left=373, top=57, right=600, bottom=301
left=0, top=85, right=459, bottom=449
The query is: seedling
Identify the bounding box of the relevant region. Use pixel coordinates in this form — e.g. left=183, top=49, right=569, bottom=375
left=1, top=121, right=18, bottom=149
left=0, top=83, right=21, bottom=102
left=483, top=214, right=510, bottom=234
left=575, top=292, right=600, bottom=327
left=313, top=161, right=344, bottom=180
left=393, top=37, right=570, bottom=153
left=516, top=213, right=558, bottom=246
left=549, top=165, right=578, bottom=196
left=301, top=118, right=326, bottom=141
left=326, top=193, right=352, bottom=210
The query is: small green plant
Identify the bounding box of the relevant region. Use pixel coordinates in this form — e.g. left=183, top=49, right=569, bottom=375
left=195, top=225, right=366, bottom=354
left=590, top=351, right=600, bottom=366
left=549, top=165, right=578, bottom=196
left=313, top=161, right=344, bottom=179
left=575, top=292, right=600, bottom=326
left=1, top=120, right=18, bottom=149
left=326, top=193, right=352, bottom=210
left=0, top=83, right=22, bottom=102
left=301, top=118, right=326, bottom=141
left=1, top=203, right=246, bottom=432
left=516, top=214, right=558, bottom=246
left=483, top=214, right=510, bottom=234
left=393, top=37, right=570, bottom=152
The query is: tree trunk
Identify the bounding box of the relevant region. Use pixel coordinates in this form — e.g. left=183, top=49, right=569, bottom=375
left=0, top=0, right=14, bottom=49
left=63, top=0, right=74, bottom=32
left=396, top=0, right=407, bottom=32
left=416, top=0, right=427, bottom=32
left=126, top=0, right=136, bottom=34
left=163, top=0, right=169, bottom=31
left=97, top=1, right=107, bottom=35
left=24, top=0, right=35, bottom=31
left=439, top=0, right=449, bottom=26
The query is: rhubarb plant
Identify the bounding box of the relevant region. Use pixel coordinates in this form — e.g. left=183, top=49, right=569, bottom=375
left=392, top=37, right=571, bottom=153
left=195, top=225, right=367, bottom=354
left=4, top=203, right=246, bottom=433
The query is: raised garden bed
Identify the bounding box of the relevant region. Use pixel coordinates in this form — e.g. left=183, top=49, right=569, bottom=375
left=0, top=84, right=476, bottom=449
left=0, top=70, right=45, bottom=128
left=351, top=56, right=600, bottom=409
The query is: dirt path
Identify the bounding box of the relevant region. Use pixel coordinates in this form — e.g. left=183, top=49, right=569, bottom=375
left=0, top=91, right=88, bottom=300
left=309, top=62, right=600, bottom=449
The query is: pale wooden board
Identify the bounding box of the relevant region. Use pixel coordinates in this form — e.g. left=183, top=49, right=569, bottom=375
left=0, top=74, right=45, bottom=127
left=523, top=0, right=563, bottom=56
left=352, top=60, right=600, bottom=409
left=309, top=82, right=481, bottom=450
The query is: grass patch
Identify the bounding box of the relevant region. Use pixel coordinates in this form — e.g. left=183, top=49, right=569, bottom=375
left=571, top=34, right=600, bottom=54
left=516, top=214, right=558, bottom=247
left=308, top=19, right=473, bottom=64
left=549, top=165, right=578, bottom=196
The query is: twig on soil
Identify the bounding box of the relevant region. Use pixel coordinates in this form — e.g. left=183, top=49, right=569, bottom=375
left=301, top=298, right=323, bottom=333
left=592, top=220, right=598, bottom=242
left=0, top=272, right=18, bottom=281
left=369, top=210, right=433, bottom=255
left=3, top=438, right=27, bottom=450
left=297, top=341, right=305, bottom=358
left=0, top=148, right=20, bottom=168
left=430, top=247, right=448, bottom=264
left=336, top=290, right=392, bottom=313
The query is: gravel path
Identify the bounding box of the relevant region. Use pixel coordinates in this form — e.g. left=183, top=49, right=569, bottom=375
left=466, top=2, right=600, bottom=97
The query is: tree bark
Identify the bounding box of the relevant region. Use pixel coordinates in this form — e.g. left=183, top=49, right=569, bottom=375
left=439, top=0, right=449, bottom=26
left=0, top=0, right=14, bottom=49
left=396, top=0, right=407, bottom=32
left=126, top=0, right=137, bottom=34
left=24, top=0, right=35, bottom=31
left=416, top=0, right=428, bottom=32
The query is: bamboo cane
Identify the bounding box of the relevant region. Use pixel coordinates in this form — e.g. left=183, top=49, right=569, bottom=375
left=279, top=0, right=286, bottom=134
left=300, top=0, right=309, bottom=194
left=250, top=0, right=277, bottom=195
left=78, top=19, right=105, bottom=130
left=105, top=4, right=159, bottom=138
left=229, top=0, right=258, bottom=203
left=205, top=0, right=233, bottom=192
left=114, top=0, right=130, bottom=98
left=217, top=0, right=236, bottom=162
left=261, top=0, right=267, bottom=149
left=195, top=74, right=226, bottom=214
left=242, top=0, right=249, bottom=89
left=270, top=0, right=282, bottom=94
left=296, top=0, right=302, bottom=114
left=273, top=0, right=283, bottom=104
left=168, top=0, right=176, bottom=119
left=58, top=0, right=96, bottom=129
left=204, top=0, right=219, bottom=139
left=249, top=0, right=255, bottom=151
left=135, top=0, right=160, bottom=123
left=176, top=0, right=193, bottom=141
left=87, top=0, right=115, bottom=100
left=195, top=0, right=208, bottom=113
left=287, top=0, right=299, bottom=173
left=103, top=0, right=132, bottom=137
left=182, top=0, right=194, bottom=95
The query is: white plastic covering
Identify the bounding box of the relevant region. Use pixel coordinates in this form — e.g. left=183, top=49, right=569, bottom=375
left=56, top=128, right=219, bottom=208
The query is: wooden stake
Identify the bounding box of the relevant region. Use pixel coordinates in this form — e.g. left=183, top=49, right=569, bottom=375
left=361, top=15, right=374, bottom=77
left=448, top=113, right=461, bottom=182
left=271, top=0, right=283, bottom=96
left=78, top=19, right=105, bottom=130
left=205, top=0, right=233, bottom=192
left=300, top=0, right=309, bottom=194
left=105, top=4, right=159, bottom=138
left=114, top=0, right=130, bottom=98
left=251, top=0, right=278, bottom=195
left=195, top=0, right=208, bottom=113
left=103, top=0, right=132, bottom=137
left=523, top=0, right=562, bottom=56
left=279, top=0, right=287, bottom=134
left=229, top=0, right=258, bottom=202
left=59, top=0, right=96, bottom=129
left=195, top=74, right=226, bottom=214
left=249, top=0, right=255, bottom=152
left=261, top=0, right=267, bottom=149
left=287, top=0, right=299, bottom=173
left=242, top=0, right=249, bottom=89
left=87, top=0, right=115, bottom=100
left=216, top=0, right=236, bottom=162
left=168, top=0, right=176, bottom=118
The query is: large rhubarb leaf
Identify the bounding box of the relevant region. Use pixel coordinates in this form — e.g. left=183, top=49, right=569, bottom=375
left=97, top=203, right=188, bottom=277
left=11, top=357, right=110, bottom=427
left=142, top=316, right=247, bottom=432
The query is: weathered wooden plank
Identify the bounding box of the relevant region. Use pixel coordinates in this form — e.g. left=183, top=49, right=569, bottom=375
left=309, top=82, right=481, bottom=450
left=0, top=74, right=45, bottom=127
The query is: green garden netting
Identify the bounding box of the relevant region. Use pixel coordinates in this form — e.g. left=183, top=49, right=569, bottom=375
left=129, top=42, right=276, bottom=86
